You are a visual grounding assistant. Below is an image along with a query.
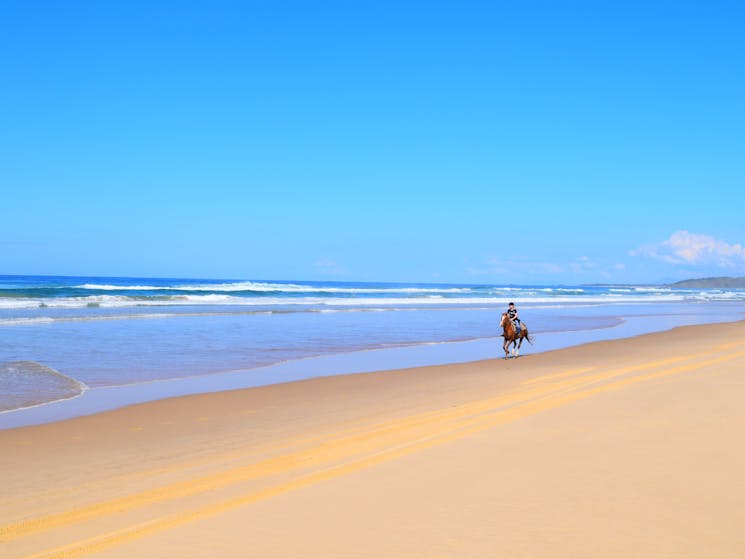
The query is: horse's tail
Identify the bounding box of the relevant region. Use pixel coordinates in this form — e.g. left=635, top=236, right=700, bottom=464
left=525, top=329, right=534, bottom=345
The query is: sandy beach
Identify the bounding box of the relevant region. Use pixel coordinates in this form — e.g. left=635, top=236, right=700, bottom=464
left=3, top=320, right=745, bottom=558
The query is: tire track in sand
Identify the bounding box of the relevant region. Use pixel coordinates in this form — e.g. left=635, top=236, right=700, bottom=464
left=6, top=343, right=745, bottom=559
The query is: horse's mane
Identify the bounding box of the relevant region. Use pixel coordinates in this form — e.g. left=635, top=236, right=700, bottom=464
left=501, top=312, right=513, bottom=334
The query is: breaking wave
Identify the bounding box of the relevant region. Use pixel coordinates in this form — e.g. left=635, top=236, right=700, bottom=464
left=74, top=281, right=473, bottom=294
left=0, top=293, right=701, bottom=310
left=1, top=276, right=745, bottom=311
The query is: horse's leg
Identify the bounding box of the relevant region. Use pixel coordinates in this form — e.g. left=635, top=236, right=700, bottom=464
left=515, top=335, right=523, bottom=357
left=517, top=335, right=528, bottom=354
left=502, top=338, right=509, bottom=359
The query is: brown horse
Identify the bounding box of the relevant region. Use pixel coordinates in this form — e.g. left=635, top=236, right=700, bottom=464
left=500, top=313, right=533, bottom=359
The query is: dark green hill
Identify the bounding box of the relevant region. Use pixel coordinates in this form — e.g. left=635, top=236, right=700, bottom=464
left=670, top=277, right=745, bottom=288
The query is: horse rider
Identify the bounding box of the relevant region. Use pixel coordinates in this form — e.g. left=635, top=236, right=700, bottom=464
left=507, top=302, right=522, bottom=335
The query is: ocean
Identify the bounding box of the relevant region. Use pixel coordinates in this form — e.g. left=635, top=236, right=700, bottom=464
left=2, top=275, right=745, bottom=427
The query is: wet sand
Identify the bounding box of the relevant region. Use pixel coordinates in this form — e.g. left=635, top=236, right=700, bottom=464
left=2, top=321, right=745, bottom=558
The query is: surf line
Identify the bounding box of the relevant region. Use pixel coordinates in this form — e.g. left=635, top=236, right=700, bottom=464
left=10, top=344, right=745, bottom=559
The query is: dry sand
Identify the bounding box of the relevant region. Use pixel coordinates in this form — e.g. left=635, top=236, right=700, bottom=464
left=2, top=321, right=745, bottom=558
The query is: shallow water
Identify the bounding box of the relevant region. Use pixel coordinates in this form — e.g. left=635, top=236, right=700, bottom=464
left=0, top=361, right=86, bottom=412
left=2, top=306, right=744, bottom=430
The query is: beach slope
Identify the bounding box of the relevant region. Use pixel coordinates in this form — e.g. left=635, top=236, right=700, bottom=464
left=2, top=321, right=745, bottom=558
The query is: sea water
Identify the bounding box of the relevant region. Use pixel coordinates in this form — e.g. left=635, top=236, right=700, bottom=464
left=2, top=275, right=744, bottom=426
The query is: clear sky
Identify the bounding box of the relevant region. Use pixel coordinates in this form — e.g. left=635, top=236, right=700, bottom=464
left=2, top=1, right=743, bottom=284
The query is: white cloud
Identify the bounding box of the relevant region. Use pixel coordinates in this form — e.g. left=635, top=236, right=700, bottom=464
left=632, top=231, right=745, bottom=268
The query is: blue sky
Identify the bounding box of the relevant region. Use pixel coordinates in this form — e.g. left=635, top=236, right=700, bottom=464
left=2, top=1, right=743, bottom=284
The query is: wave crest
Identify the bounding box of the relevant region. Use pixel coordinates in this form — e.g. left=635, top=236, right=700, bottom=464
left=74, top=281, right=473, bottom=294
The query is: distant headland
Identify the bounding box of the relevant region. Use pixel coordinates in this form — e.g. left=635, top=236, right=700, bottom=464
left=670, top=277, right=745, bottom=288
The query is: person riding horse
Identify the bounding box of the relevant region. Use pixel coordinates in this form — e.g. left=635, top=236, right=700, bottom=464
left=507, top=302, right=521, bottom=335
left=499, top=303, right=532, bottom=358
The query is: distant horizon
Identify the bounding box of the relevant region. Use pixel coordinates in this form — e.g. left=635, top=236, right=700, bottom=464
left=3, top=272, right=742, bottom=288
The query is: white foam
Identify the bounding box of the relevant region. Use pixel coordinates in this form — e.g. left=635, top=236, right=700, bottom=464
left=0, top=299, right=40, bottom=309
left=0, top=294, right=690, bottom=310
left=0, top=361, right=89, bottom=413
left=0, top=317, right=55, bottom=326
left=3, top=287, right=745, bottom=311
left=0, top=313, right=186, bottom=326
left=76, top=284, right=166, bottom=291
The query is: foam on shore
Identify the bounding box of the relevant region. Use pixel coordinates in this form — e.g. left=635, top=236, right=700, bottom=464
left=0, top=361, right=87, bottom=412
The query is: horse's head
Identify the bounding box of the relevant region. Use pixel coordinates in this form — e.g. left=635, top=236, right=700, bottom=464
left=500, top=313, right=509, bottom=327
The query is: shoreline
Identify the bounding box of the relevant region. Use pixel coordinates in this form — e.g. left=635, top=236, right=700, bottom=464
left=3, top=320, right=745, bottom=557
left=2, top=309, right=744, bottom=430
